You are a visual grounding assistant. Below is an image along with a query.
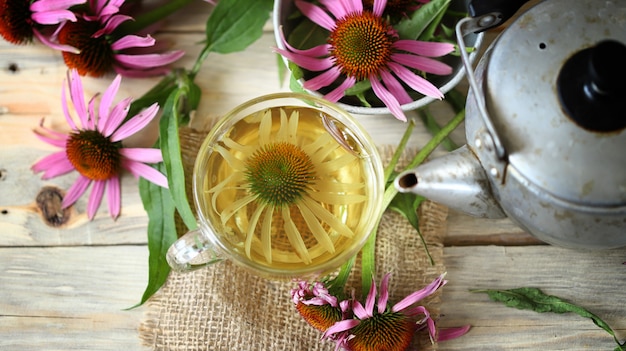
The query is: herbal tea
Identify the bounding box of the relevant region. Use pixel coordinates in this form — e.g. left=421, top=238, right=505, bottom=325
left=198, top=105, right=378, bottom=273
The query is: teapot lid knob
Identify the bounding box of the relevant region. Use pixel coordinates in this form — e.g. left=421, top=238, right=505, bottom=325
left=557, top=40, right=626, bottom=132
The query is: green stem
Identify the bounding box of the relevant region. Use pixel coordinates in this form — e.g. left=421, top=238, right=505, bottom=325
left=114, top=0, right=195, bottom=37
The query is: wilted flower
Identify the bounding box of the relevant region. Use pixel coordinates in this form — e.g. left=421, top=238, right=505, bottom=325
left=0, top=0, right=85, bottom=50
left=57, top=0, right=184, bottom=77
left=323, top=273, right=468, bottom=351
left=291, top=279, right=351, bottom=332
left=274, top=0, right=455, bottom=121
left=32, top=69, right=168, bottom=219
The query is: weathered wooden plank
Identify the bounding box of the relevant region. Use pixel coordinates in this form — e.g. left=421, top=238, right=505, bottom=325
left=438, top=245, right=626, bottom=350
left=0, top=245, right=149, bottom=351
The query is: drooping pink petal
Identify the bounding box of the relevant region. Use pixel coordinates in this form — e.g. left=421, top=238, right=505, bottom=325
left=30, top=0, right=86, bottom=12
left=100, top=97, right=132, bottom=137
left=387, top=62, right=444, bottom=99
left=60, top=80, right=79, bottom=130
left=110, top=103, right=159, bottom=142
left=393, top=40, right=455, bottom=57
left=437, top=325, right=471, bottom=341
left=318, top=0, right=348, bottom=19
left=97, top=74, right=122, bottom=131
left=379, top=69, right=413, bottom=105
left=296, top=0, right=337, bottom=31
left=370, top=76, right=406, bottom=121
left=87, top=179, right=106, bottom=219
left=323, top=75, right=356, bottom=102
left=106, top=176, right=121, bottom=219
left=32, top=151, right=74, bottom=178
left=33, top=128, right=68, bottom=148
left=111, top=35, right=156, bottom=51
left=302, top=66, right=341, bottom=90
left=274, top=47, right=334, bottom=72
left=33, top=29, right=80, bottom=54
left=31, top=10, right=77, bottom=25
left=93, top=14, right=132, bottom=37
left=343, top=0, right=363, bottom=15
left=119, top=148, right=163, bottom=164
left=113, top=51, right=185, bottom=69
left=277, top=28, right=332, bottom=57
left=62, top=175, right=92, bottom=208
left=122, top=159, right=168, bottom=188
left=392, top=273, right=446, bottom=312
left=323, top=318, right=361, bottom=338
left=391, top=53, right=452, bottom=75
left=364, top=276, right=377, bottom=316
left=112, top=65, right=173, bottom=78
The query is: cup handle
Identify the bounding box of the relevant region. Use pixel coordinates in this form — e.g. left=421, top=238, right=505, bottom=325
left=166, top=229, right=223, bottom=272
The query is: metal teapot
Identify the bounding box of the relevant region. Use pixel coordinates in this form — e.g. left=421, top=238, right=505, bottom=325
left=394, top=0, right=626, bottom=249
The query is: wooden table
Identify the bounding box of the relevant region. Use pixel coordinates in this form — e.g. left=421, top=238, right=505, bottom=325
left=1, top=2, right=624, bottom=350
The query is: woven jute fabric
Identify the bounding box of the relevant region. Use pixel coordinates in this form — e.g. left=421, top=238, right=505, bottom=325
left=139, top=127, right=448, bottom=351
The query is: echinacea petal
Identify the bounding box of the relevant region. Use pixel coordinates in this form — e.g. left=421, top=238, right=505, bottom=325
left=31, top=10, right=77, bottom=25
left=372, top=0, right=386, bottom=17
left=30, top=0, right=86, bottom=12
left=93, top=14, right=132, bottom=37
left=33, top=29, right=80, bottom=54
left=101, top=97, right=132, bottom=137
left=437, top=325, right=471, bottom=342
left=87, top=180, right=106, bottom=219
left=391, top=53, right=452, bottom=75
left=295, top=0, right=337, bottom=31
left=274, top=47, right=334, bottom=72
left=32, top=152, right=75, bottom=179
left=379, top=69, right=412, bottom=105
left=277, top=28, right=332, bottom=57
left=370, top=76, right=407, bottom=121
left=111, top=35, right=156, bottom=51
left=110, top=103, right=159, bottom=142
left=387, top=62, right=444, bottom=100
left=98, top=74, right=122, bottom=131
left=119, top=148, right=163, bottom=164
left=302, top=66, right=341, bottom=91
left=323, top=319, right=360, bottom=339
left=318, top=0, right=348, bottom=20
left=323, top=75, right=356, bottom=102
left=113, top=51, right=185, bottom=70
left=364, top=276, right=377, bottom=317
left=106, top=176, right=121, bottom=219
left=62, top=175, right=91, bottom=208
left=377, top=273, right=392, bottom=314
left=393, top=40, right=455, bottom=57
left=392, top=273, right=446, bottom=313
left=67, top=69, right=89, bottom=128
left=122, top=159, right=168, bottom=188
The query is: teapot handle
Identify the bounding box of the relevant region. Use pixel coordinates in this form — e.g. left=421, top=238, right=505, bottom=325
left=467, top=0, right=529, bottom=32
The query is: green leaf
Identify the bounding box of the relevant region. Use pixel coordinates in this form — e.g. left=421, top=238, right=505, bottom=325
left=286, top=16, right=329, bottom=50
left=204, top=0, right=273, bottom=54
left=159, top=86, right=197, bottom=231
left=132, top=168, right=178, bottom=307
left=417, top=0, right=450, bottom=42
left=473, top=287, right=625, bottom=349
left=388, top=192, right=433, bottom=265
left=395, top=0, right=451, bottom=40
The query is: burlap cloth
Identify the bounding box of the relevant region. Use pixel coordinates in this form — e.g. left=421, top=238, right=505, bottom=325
left=139, top=126, right=448, bottom=351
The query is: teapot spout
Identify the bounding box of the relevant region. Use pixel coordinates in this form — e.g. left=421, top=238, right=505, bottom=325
left=394, top=145, right=506, bottom=218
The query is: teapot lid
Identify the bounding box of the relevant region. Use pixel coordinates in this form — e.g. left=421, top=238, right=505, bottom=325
left=483, top=0, right=626, bottom=206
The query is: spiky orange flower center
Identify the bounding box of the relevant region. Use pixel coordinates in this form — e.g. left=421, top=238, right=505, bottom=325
left=57, top=19, right=114, bottom=77
left=66, top=130, right=121, bottom=181
left=0, top=0, right=34, bottom=44
left=329, top=11, right=394, bottom=81
left=245, top=142, right=315, bottom=207
left=296, top=302, right=343, bottom=332
left=348, top=312, right=415, bottom=351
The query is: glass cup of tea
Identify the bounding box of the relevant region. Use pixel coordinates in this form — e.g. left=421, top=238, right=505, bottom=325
left=166, top=92, right=385, bottom=279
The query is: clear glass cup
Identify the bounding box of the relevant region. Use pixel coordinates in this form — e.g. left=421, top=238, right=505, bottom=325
left=166, top=92, right=385, bottom=279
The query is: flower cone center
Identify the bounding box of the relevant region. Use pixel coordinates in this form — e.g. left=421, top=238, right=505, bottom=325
left=66, top=130, right=121, bottom=181
left=58, top=19, right=114, bottom=77
left=329, top=11, right=394, bottom=81
left=0, top=0, right=34, bottom=44
left=245, top=142, right=315, bottom=207
left=348, top=312, right=415, bottom=351
left=296, top=302, right=343, bottom=332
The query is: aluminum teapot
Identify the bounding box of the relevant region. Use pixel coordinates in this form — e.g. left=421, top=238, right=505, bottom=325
left=395, top=0, right=626, bottom=249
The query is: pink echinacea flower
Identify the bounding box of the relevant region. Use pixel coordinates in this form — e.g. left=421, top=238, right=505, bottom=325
left=57, top=0, right=184, bottom=77
left=275, top=0, right=455, bottom=121
left=32, top=69, right=168, bottom=220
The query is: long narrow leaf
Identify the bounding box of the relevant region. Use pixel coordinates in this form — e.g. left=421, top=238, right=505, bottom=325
left=159, top=88, right=197, bottom=231
left=395, top=0, right=451, bottom=40
left=132, top=169, right=178, bottom=307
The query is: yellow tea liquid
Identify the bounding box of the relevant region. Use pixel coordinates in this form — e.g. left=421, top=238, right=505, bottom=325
left=198, top=106, right=379, bottom=274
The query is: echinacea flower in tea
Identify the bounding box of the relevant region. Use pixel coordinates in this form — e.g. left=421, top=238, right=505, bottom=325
left=32, top=69, right=168, bottom=219
left=204, top=105, right=374, bottom=269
